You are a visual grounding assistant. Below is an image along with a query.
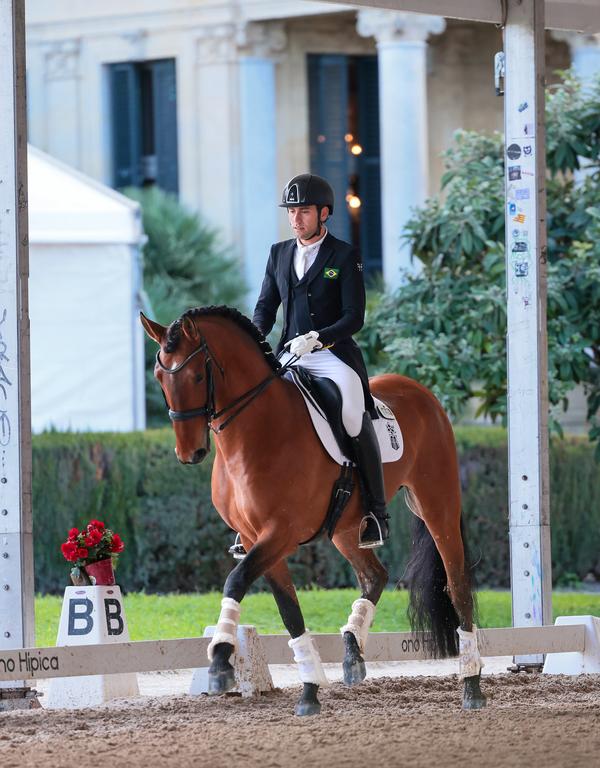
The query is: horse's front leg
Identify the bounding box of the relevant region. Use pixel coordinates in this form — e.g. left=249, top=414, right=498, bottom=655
left=207, top=536, right=288, bottom=695
left=264, top=559, right=327, bottom=716
left=332, top=530, right=388, bottom=686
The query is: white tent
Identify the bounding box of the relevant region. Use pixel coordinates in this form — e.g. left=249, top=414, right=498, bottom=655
left=27, top=145, right=146, bottom=432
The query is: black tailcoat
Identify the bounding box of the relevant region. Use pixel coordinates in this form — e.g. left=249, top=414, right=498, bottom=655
left=252, top=232, right=374, bottom=410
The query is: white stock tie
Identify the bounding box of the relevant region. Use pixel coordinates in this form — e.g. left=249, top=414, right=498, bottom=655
left=299, top=248, right=309, bottom=277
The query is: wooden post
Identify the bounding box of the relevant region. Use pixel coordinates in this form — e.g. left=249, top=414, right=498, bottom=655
left=0, top=0, right=35, bottom=705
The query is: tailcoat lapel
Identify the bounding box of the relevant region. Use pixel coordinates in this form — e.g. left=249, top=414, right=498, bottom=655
left=278, top=239, right=295, bottom=296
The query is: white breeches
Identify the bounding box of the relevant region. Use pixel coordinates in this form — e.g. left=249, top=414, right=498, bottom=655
left=281, top=348, right=365, bottom=437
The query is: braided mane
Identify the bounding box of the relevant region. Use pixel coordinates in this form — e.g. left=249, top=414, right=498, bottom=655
left=164, top=305, right=280, bottom=372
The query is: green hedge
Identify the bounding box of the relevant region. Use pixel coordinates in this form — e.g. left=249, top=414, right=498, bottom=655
left=32, top=427, right=600, bottom=594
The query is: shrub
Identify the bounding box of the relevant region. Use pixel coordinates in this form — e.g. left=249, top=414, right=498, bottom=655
left=32, top=427, right=600, bottom=593
left=362, top=72, right=600, bottom=452
left=123, top=187, right=247, bottom=425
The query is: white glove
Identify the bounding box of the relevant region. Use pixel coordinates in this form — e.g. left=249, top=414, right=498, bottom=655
left=286, top=331, right=323, bottom=357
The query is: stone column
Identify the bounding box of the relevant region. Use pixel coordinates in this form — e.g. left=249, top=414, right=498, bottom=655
left=42, top=39, right=81, bottom=168
left=194, top=25, right=240, bottom=247
left=194, top=22, right=283, bottom=301
left=357, top=11, right=445, bottom=289
left=237, top=22, right=286, bottom=302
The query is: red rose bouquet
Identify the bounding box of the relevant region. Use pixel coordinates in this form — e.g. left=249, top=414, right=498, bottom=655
left=61, top=520, right=125, bottom=585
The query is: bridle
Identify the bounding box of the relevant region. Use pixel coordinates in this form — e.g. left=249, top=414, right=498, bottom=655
left=156, top=333, right=296, bottom=437
left=156, top=341, right=215, bottom=423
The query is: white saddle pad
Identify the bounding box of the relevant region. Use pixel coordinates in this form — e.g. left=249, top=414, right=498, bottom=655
left=289, top=370, right=404, bottom=466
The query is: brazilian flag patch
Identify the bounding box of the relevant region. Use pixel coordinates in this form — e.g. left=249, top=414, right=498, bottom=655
left=323, top=267, right=339, bottom=280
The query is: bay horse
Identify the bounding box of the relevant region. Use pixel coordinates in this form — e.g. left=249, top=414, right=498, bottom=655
left=141, top=306, right=486, bottom=715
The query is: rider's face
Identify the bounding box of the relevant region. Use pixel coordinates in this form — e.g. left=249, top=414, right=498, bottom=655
left=287, top=206, right=326, bottom=243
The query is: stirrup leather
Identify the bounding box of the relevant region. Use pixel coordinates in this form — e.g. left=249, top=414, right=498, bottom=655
left=228, top=533, right=247, bottom=560
left=358, top=512, right=388, bottom=549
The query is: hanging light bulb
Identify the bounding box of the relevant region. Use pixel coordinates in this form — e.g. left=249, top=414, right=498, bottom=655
left=344, top=133, right=354, bottom=143
left=348, top=195, right=362, bottom=209
left=351, top=144, right=363, bottom=156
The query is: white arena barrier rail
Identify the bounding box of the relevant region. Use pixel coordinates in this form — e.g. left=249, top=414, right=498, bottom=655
left=0, top=617, right=599, bottom=689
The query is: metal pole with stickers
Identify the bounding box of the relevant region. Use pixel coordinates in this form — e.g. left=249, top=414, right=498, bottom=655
left=503, top=0, right=552, bottom=669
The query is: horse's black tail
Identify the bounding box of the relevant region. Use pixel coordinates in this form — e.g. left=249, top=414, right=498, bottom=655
left=403, top=507, right=473, bottom=658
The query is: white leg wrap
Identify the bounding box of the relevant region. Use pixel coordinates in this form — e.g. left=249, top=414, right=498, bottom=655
left=288, top=631, right=329, bottom=687
left=207, top=598, right=241, bottom=661
left=457, top=624, right=484, bottom=679
left=340, top=598, right=376, bottom=654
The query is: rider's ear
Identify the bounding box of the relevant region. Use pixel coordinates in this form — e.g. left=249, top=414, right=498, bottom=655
left=181, top=316, right=199, bottom=342
left=140, top=312, right=166, bottom=344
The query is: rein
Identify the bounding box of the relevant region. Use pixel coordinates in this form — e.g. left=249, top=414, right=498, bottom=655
left=156, top=336, right=297, bottom=434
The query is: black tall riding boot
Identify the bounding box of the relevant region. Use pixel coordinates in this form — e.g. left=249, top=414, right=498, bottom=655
left=351, top=412, right=389, bottom=548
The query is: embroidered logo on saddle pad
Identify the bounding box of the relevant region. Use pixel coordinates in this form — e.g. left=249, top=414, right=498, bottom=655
left=324, top=267, right=339, bottom=279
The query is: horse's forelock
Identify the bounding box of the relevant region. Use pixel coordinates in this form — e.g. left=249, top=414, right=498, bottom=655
left=164, top=318, right=183, bottom=354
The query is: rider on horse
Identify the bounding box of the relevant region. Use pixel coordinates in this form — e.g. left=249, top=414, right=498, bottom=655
left=250, top=172, right=389, bottom=549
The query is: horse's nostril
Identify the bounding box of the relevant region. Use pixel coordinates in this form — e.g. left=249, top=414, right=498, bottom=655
left=192, top=448, right=207, bottom=464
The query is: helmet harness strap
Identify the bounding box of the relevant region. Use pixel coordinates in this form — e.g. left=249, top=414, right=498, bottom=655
left=300, top=206, right=327, bottom=243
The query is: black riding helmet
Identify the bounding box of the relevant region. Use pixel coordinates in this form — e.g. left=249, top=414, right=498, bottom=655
left=280, top=173, right=335, bottom=216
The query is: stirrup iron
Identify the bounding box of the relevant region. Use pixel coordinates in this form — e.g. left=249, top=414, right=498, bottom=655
left=358, top=513, right=386, bottom=549
left=228, top=533, right=246, bottom=560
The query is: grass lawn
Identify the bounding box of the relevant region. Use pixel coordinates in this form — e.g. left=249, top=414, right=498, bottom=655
left=34, top=589, right=600, bottom=648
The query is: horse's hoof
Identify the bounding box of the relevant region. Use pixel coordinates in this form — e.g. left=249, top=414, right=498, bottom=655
left=343, top=658, right=366, bottom=687
left=342, top=631, right=366, bottom=687
left=208, top=667, right=235, bottom=695
left=462, top=674, right=487, bottom=710
left=463, top=693, right=487, bottom=710
left=295, top=700, right=321, bottom=717
left=295, top=682, right=321, bottom=716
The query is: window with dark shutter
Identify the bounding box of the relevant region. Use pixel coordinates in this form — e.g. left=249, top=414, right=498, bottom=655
left=308, top=54, right=382, bottom=277
left=356, top=56, right=382, bottom=275
left=109, top=58, right=179, bottom=195
left=111, top=63, right=142, bottom=188
left=308, top=55, right=351, bottom=244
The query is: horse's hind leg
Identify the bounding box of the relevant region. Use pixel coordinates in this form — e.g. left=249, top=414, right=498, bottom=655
left=406, top=483, right=486, bottom=710
left=264, top=559, right=325, bottom=717
left=331, top=530, right=388, bottom=686
left=208, top=536, right=289, bottom=696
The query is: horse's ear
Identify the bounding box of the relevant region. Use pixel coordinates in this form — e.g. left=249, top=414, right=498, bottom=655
left=140, top=312, right=166, bottom=345
left=181, top=315, right=199, bottom=342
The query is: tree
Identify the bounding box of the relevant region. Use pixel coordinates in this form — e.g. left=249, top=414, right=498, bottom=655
left=124, top=187, right=247, bottom=424
left=364, top=72, right=600, bottom=453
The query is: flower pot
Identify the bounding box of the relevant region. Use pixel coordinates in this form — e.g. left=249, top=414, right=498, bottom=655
left=84, top=558, right=115, bottom=586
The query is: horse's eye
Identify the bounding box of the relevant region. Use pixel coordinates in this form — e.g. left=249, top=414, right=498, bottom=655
left=195, top=373, right=204, bottom=384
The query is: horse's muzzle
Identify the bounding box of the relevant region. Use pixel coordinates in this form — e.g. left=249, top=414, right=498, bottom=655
left=176, top=447, right=208, bottom=465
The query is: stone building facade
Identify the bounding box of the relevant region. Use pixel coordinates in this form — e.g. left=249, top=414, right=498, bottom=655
left=25, top=0, right=598, bottom=299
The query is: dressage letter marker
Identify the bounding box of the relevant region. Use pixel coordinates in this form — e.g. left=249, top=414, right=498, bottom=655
left=45, top=585, right=139, bottom=709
